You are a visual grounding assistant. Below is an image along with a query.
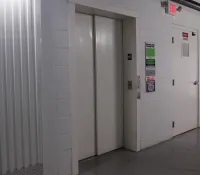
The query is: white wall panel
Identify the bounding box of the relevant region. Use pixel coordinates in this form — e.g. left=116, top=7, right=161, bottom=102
left=0, top=0, right=42, bottom=174
left=41, top=0, right=72, bottom=174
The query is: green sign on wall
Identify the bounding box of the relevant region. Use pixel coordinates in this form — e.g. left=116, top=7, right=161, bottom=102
left=145, top=43, right=155, bottom=59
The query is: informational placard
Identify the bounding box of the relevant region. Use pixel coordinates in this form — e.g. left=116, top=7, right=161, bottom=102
left=145, top=42, right=156, bottom=93
left=146, top=43, right=155, bottom=59
left=146, top=76, right=156, bottom=93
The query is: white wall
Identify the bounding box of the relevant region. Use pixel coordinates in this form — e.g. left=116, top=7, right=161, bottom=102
left=41, top=0, right=200, bottom=175
left=70, top=0, right=200, bottom=149
left=41, top=0, right=72, bottom=175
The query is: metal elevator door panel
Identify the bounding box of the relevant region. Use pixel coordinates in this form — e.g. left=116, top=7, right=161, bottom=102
left=75, top=13, right=95, bottom=160
left=95, top=16, right=123, bottom=155
left=173, top=26, right=198, bottom=136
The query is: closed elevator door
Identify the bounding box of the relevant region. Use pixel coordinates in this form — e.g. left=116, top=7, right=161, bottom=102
left=95, top=16, right=123, bottom=155
left=76, top=13, right=123, bottom=160
left=76, top=13, right=95, bottom=160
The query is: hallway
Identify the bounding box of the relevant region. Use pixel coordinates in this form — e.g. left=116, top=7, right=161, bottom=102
left=80, top=129, right=200, bottom=175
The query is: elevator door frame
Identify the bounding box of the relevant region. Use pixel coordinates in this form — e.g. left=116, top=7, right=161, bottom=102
left=68, top=4, right=140, bottom=175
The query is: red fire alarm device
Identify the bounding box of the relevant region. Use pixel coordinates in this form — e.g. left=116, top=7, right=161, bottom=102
left=167, top=1, right=177, bottom=16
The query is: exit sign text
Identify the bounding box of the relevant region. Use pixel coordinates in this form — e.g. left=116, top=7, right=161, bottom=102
left=167, top=1, right=177, bottom=16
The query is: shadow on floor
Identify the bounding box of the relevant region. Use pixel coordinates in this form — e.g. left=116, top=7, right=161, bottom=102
left=79, top=129, right=200, bottom=175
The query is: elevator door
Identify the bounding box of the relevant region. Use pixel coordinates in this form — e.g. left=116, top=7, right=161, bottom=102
left=76, top=13, right=123, bottom=160
left=75, top=13, right=95, bottom=160
left=95, top=16, right=123, bottom=155
left=173, top=26, right=198, bottom=136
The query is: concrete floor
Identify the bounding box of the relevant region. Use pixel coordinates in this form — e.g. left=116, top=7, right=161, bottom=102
left=79, top=129, right=200, bottom=175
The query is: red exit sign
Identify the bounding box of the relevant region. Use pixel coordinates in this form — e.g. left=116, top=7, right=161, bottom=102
left=182, top=32, right=188, bottom=38
left=168, top=1, right=177, bottom=15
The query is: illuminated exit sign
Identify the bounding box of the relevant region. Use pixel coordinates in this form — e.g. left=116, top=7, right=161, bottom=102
left=167, top=1, right=177, bottom=16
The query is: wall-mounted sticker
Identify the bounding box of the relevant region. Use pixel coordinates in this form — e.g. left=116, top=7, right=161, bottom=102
left=128, top=53, right=132, bottom=60
left=146, top=76, right=156, bottom=93
left=145, top=42, right=156, bottom=93
left=145, top=66, right=156, bottom=76
left=145, top=43, right=155, bottom=59
left=146, top=59, right=155, bottom=66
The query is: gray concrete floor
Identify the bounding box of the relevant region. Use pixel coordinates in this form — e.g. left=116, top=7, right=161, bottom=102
left=79, top=129, right=200, bottom=175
